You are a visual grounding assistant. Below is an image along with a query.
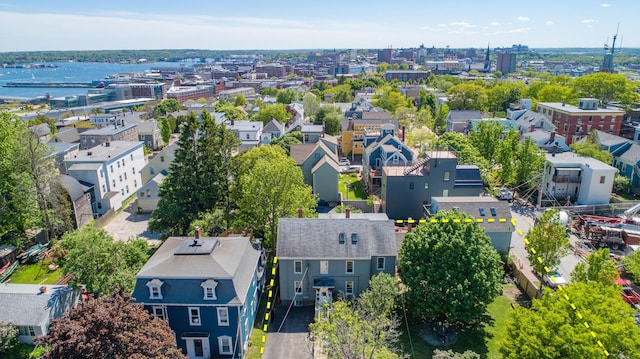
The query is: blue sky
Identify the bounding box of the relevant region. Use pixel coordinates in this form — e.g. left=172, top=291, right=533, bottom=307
left=0, top=0, right=637, bottom=52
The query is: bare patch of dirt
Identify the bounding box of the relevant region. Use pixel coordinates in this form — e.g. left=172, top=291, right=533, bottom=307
left=503, top=283, right=532, bottom=308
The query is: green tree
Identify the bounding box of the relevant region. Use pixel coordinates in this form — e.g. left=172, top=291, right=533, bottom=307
left=487, top=82, right=527, bottom=112
left=574, top=72, right=640, bottom=107
left=159, top=118, right=172, bottom=145
left=150, top=111, right=239, bottom=235
left=58, top=227, right=149, bottom=294
left=260, top=88, right=279, bottom=97
left=468, top=121, right=504, bottom=165
left=276, top=88, right=299, bottom=104
left=270, top=132, right=302, bottom=156
left=434, top=104, right=449, bottom=133
left=253, top=103, right=293, bottom=125
left=358, top=272, right=399, bottom=319
left=496, top=129, right=520, bottom=185
left=153, top=99, right=183, bottom=117
left=525, top=209, right=570, bottom=275
left=314, top=105, right=342, bottom=125
left=372, top=85, right=408, bottom=113
left=433, top=350, right=480, bottom=359
left=233, top=93, right=248, bottom=107
left=571, top=249, right=619, bottom=287
left=436, top=132, right=489, bottom=169
left=514, top=137, right=545, bottom=187
left=570, top=142, right=612, bottom=164
left=235, top=146, right=316, bottom=248
left=324, top=112, right=342, bottom=136
left=623, top=250, right=640, bottom=283
left=398, top=211, right=502, bottom=330
left=417, top=89, right=437, bottom=116
left=37, top=290, right=186, bottom=359
left=310, top=301, right=402, bottom=359
left=328, top=84, right=354, bottom=103
left=302, top=92, right=320, bottom=118
left=614, top=174, right=631, bottom=193
left=215, top=100, right=248, bottom=122
left=501, top=282, right=640, bottom=359
left=446, top=84, right=488, bottom=111
left=536, top=84, right=578, bottom=104
left=28, top=114, right=58, bottom=135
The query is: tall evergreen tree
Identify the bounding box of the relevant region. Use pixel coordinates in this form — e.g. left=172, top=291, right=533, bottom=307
left=150, top=110, right=239, bottom=235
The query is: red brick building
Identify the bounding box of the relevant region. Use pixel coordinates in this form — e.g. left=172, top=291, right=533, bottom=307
left=536, top=98, right=625, bottom=144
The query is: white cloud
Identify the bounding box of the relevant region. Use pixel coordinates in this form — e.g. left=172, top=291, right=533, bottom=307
left=601, top=3, right=612, bottom=7
left=450, top=21, right=477, bottom=28
left=437, top=23, right=447, bottom=27
left=517, top=16, right=530, bottom=22
left=490, top=21, right=501, bottom=26
left=545, top=20, right=554, bottom=25
left=581, top=19, right=597, bottom=23
left=421, top=26, right=441, bottom=32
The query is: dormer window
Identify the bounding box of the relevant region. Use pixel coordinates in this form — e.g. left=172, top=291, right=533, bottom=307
left=201, top=279, right=218, bottom=300
left=351, top=233, right=358, bottom=245
left=146, top=279, right=164, bottom=299
left=339, top=233, right=345, bottom=245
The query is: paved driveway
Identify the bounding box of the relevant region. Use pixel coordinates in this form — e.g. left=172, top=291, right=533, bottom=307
left=101, top=200, right=161, bottom=245
left=263, top=306, right=314, bottom=359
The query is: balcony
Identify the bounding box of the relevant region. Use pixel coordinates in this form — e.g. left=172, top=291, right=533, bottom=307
left=551, top=175, right=582, bottom=183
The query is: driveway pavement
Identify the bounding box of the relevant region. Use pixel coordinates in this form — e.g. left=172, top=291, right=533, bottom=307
left=101, top=200, right=161, bottom=245
left=509, top=200, right=583, bottom=282
left=263, top=306, right=314, bottom=359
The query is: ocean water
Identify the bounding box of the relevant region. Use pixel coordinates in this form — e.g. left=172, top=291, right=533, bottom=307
left=0, top=61, right=181, bottom=99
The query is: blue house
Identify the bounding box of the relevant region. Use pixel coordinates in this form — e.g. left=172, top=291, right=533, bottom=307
left=132, top=232, right=264, bottom=359
left=362, top=124, right=416, bottom=194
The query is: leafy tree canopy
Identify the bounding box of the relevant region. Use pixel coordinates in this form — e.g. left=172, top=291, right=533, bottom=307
left=253, top=103, right=293, bottom=125
left=446, top=83, right=488, bottom=111
left=571, top=248, right=619, bottom=287
left=501, top=282, right=640, bottom=359
left=153, top=99, right=183, bottom=117
left=623, top=249, right=640, bottom=284
left=276, top=88, right=300, bottom=104
left=398, top=210, right=502, bottom=329
left=525, top=209, right=570, bottom=275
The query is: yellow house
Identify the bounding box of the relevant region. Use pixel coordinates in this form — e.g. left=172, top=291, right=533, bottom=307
left=341, top=112, right=398, bottom=156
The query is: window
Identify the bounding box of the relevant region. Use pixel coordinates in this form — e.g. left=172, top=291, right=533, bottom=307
left=130, top=154, right=134, bottom=161
left=345, top=281, right=354, bottom=295
left=122, top=158, right=125, bottom=166
left=119, top=175, right=122, bottom=182
left=194, top=339, right=204, bottom=356
left=246, top=133, right=250, bottom=140
left=409, top=181, right=414, bottom=190
left=188, top=307, right=201, bottom=326
left=132, top=167, right=135, bottom=174
left=346, top=261, right=354, bottom=274
left=294, top=281, right=303, bottom=295
left=18, top=326, right=36, bottom=337
left=217, top=307, right=229, bottom=326
left=160, top=156, right=165, bottom=162
left=112, top=180, right=116, bottom=187
left=139, top=191, right=145, bottom=197
left=124, top=172, right=127, bottom=180
left=102, top=185, right=106, bottom=193
left=146, top=279, right=163, bottom=299
left=424, top=183, right=429, bottom=189
left=201, top=279, right=218, bottom=300
left=97, top=202, right=102, bottom=209
left=444, top=171, right=450, bottom=181
left=134, top=179, right=137, bottom=187
left=100, top=170, right=103, bottom=178
left=442, top=189, right=449, bottom=197
left=110, top=165, right=113, bottom=173
left=320, top=261, right=329, bottom=274
left=339, top=232, right=345, bottom=244
left=152, top=306, right=166, bottom=320
left=117, top=161, right=120, bottom=168
left=294, top=260, right=302, bottom=274
left=351, top=233, right=358, bottom=245
left=377, top=257, right=385, bottom=270
left=218, top=336, right=232, bottom=355
left=393, top=156, right=399, bottom=164
left=600, top=176, right=606, bottom=184
left=121, top=189, right=125, bottom=196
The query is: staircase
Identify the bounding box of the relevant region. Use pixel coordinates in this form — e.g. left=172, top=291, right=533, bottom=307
left=403, top=153, right=430, bottom=176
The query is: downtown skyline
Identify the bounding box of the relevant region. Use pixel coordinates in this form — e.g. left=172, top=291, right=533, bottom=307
left=0, top=0, right=637, bottom=52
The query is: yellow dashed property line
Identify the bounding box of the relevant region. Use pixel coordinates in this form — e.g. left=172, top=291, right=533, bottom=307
left=260, top=256, right=278, bottom=356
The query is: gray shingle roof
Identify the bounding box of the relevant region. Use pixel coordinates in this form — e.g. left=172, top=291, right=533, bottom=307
left=448, top=110, right=482, bottom=121
left=136, top=236, right=260, bottom=304
left=51, top=128, right=80, bottom=143
left=290, top=144, right=317, bottom=165
left=276, top=218, right=396, bottom=259
left=0, top=284, right=79, bottom=327
left=263, top=119, right=285, bottom=133
left=431, top=197, right=514, bottom=232
left=311, top=155, right=340, bottom=174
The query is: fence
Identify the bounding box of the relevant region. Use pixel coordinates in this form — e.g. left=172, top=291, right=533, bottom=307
left=93, top=208, right=115, bottom=228
left=509, top=253, right=543, bottom=300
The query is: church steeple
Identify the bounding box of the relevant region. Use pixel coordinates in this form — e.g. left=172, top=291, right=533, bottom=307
left=484, top=43, right=491, bottom=71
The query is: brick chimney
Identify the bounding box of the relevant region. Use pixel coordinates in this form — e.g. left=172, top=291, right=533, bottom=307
left=530, top=125, right=535, bottom=133
left=195, top=226, right=201, bottom=239
left=550, top=131, right=556, bottom=143
left=40, top=286, right=47, bottom=294
left=345, top=208, right=351, bottom=219
left=298, top=208, right=303, bottom=218
left=402, top=125, right=406, bottom=143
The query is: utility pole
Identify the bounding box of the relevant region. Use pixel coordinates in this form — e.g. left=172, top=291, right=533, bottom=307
left=537, top=160, right=547, bottom=211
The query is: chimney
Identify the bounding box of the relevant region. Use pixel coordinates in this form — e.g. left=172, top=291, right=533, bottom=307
left=530, top=125, right=535, bottom=133
left=345, top=207, right=351, bottom=219
left=195, top=226, right=201, bottom=239
left=562, top=100, right=566, bottom=107
left=402, top=125, right=406, bottom=143
left=552, top=143, right=557, bottom=157
left=39, top=286, right=47, bottom=294
left=297, top=208, right=303, bottom=218
left=231, top=118, right=235, bottom=126
left=550, top=131, right=556, bottom=143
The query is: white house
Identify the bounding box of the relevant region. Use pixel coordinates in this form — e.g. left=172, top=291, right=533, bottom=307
left=543, top=152, right=617, bottom=205
left=228, top=120, right=263, bottom=152
left=65, top=141, right=146, bottom=215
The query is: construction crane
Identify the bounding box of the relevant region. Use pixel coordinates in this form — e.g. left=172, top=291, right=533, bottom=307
left=601, top=23, right=620, bottom=73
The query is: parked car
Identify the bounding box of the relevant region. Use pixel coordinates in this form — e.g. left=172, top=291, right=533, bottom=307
left=339, top=157, right=350, bottom=166
left=497, top=188, right=513, bottom=201
left=544, top=271, right=567, bottom=289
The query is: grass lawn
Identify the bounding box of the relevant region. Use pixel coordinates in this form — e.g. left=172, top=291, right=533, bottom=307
left=8, top=261, right=62, bottom=285
left=246, top=327, right=267, bottom=359
left=399, top=284, right=515, bottom=358
left=338, top=173, right=367, bottom=200
left=3, top=343, right=45, bottom=358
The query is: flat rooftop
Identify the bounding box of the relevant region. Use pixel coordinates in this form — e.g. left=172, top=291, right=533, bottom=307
left=537, top=102, right=625, bottom=114
left=65, top=141, right=142, bottom=163
left=546, top=152, right=616, bottom=170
